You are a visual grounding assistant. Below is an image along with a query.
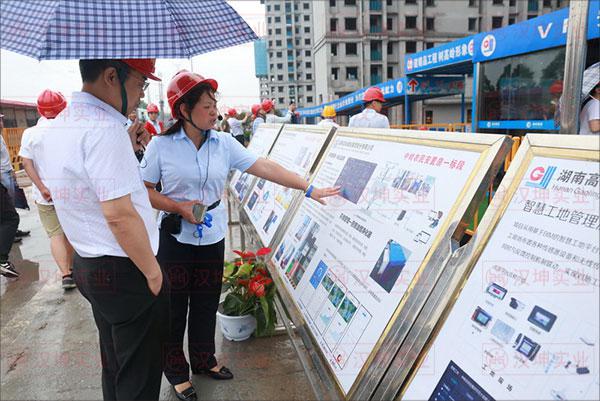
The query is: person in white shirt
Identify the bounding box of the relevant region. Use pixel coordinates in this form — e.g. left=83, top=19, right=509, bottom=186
left=251, top=103, right=265, bottom=136
left=32, top=58, right=165, bottom=401
left=225, top=108, right=250, bottom=145
left=263, top=98, right=293, bottom=124
left=579, top=83, right=600, bottom=135
left=19, top=89, right=76, bottom=290
left=348, top=86, right=390, bottom=129
left=317, top=105, right=339, bottom=128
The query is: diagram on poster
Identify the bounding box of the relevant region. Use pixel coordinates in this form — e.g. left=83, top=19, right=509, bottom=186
left=242, top=126, right=331, bottom=245
left=270, top=134, right=483, bottom=394
left=230, top=124, right=281, bottom=201
left=403, top=157, right=600, bottom=401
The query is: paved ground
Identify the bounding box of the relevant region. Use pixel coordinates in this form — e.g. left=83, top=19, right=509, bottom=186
left=0, top=191, right=314, bottom=400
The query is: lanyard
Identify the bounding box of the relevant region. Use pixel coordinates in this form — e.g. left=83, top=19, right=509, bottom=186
left=193, top=213, right=213, bottom=239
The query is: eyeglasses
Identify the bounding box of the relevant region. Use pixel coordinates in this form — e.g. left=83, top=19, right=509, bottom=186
left=129, top=73, right=149, bottom=91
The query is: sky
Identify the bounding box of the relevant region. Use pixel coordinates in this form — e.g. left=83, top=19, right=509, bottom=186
left=0, top=1, right=265, bottom=114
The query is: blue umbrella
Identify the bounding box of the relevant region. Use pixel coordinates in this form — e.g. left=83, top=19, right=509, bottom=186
left=1, top=0, right=258, bottom=60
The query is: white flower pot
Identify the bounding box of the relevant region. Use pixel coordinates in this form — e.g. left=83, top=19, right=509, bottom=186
left=217, top=311, right=257, bottom=341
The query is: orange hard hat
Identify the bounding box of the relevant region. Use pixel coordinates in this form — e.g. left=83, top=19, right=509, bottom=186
left=146, top=103, right=159, bottom=113
left=251, top=104, right=261, bottom=116
left=363, top=87, right=385, bottom=103
left=261, top=98, right=274, bottom=113
left=167, top=70, right=218, bottom=119
left=121, top=59, right=161, bottom=81
left=227, top=108, right=237, bottom=117
left=37, top=89, right=67, bottom=119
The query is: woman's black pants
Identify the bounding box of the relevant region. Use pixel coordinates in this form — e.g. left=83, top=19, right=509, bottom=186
left=158, top=228, right=225, bottom=386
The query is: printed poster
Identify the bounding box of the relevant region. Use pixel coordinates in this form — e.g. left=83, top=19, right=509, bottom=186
left=270, top=134, right=482, bottom=394
left=404, top=157, right=600, bottom=401
left=242, top=126, right=331, bottom=246
left=230, top=124, right=280, bottom=201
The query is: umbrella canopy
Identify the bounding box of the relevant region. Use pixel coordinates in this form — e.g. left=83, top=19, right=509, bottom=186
left=0, top=0, right=258, bottom=60
left=582, top=62, right=600, bottom=101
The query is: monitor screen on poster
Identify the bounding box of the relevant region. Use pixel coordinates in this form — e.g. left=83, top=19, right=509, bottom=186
left=403, top=156, right=600, bottom=401
left=270, top=132, right=485, bottom=394
left=229, top=124, right=281, bottom=202
left=241, top=126, right=332, bottom=246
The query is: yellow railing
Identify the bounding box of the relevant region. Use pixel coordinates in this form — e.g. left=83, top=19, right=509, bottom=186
left=1, top=127, right=26, bottom=171
left=390, top=123, right=470, bottom=132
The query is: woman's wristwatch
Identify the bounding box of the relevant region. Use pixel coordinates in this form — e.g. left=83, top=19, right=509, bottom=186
left=305, top=184, right=314, bottom=198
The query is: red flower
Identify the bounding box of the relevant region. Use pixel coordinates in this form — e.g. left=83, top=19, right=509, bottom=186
left=256, top=247, right=272, bottom=257
left=249, top=279, right=266, bottom=297
left=242, top=251, right=256, bottom=259
left=233, top=250, right=244, bottom=258
left=234, top=260, right=243, bottom=267
left=238, top=278, right=249, bottom=287
left=256, top=268, right=269, bottom=276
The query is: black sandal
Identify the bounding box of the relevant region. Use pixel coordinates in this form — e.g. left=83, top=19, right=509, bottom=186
left=173, top=384, right=197, bottom=401
left=198, top=366, right=234, bottom=380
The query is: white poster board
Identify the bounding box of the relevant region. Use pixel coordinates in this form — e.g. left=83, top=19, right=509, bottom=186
left=229, top=124, right=281, bottom=202
left=270, top=132, right=485, bottom=394
left=403, top=154, right=600, bottom=400
left=241, top=125, right=333, bottom=246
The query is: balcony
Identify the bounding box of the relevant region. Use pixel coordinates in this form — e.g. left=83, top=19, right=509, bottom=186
left=370, top=50, right=382, bottom=61
left=369, top=0, right=382, bottom=11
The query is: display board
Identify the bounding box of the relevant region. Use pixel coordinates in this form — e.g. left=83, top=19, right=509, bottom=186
left=403, top=135, right=599, bottom=401
left=229, top=123, right=282, bottom=202
left=241, top=125, right=334, bottom=247
left=268, top=129, right=509, bottom=396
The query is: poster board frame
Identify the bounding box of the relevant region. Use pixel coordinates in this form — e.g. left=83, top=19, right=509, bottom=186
left=377, top=134, right=600, bottom=401
left=265, top=128, right=512, bottom=400
left=237, top=124, right=337, bottom=249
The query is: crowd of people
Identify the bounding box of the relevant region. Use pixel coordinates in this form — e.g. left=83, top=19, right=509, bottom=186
left=0, top=59, right=340, bottom=401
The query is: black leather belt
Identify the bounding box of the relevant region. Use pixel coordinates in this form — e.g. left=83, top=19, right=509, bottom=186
left=207, top=200, right=221, bottom=211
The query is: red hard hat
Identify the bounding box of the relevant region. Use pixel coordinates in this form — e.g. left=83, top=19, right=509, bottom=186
left=549, top=80, right=563, bottom=95
left=261, top=99, right=274, bottom=113
left=167, top=70, right=218, bottom=119
left=227, top=108, right=237, bottom=117
left=251, top=104, right=261, bottom=116
left=363, top=87, right=385, bottom=103
left=37, top=89, right=67, bottom=119
left=121, top=59, right=161, bottom=81
left=146, top=103, right=159, bottom=113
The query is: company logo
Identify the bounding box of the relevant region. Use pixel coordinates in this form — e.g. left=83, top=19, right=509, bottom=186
left=481, top=34, right=496, bottom=57
left=407, top=59, right=413, bottom=71
left=487, top=121, right=492, bottom=128
left=526, top=121, right=532, bottom=129
left=468, top=39, right=475, bottom=56
left=396, top=80, right=403, bottom=93
left=525, top=166, right=557, bottom=189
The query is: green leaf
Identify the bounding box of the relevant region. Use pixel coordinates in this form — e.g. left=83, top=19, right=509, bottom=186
left=235, top=263, right=253, bottom=278
left=223, top=262, right=236, bottom=279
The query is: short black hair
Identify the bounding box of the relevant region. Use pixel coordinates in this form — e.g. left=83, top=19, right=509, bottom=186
left=79, top=59, right=130, bottom=83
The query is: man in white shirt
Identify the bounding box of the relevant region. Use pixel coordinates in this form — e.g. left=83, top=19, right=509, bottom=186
left=225, top=108, right=250, bottom=145
left=348, top=86, right=390, bottom=129
left=317, top=105, right=339, bottom=128
left=32, top=58, right=165, bottom=401
left=579, top=84, right=600, bottom=135
left=251, top=103, right=265, bottom=136
left=263, top=98, right=293, bottom=124
left=19, top=89, right=77, bottom=290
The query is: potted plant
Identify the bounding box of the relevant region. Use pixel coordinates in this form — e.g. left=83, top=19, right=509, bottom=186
left=217, top=247, right=277, bottom=340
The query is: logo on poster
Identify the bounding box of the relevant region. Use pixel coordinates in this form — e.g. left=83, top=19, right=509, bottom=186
left=525, top=166, right=557, bottom=189
left=481, top=35, right=496, bottom=57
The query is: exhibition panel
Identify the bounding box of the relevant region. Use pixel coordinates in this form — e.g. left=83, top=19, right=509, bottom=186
left=267, top=128, right=511, bottom=398
left=399, top=135, right=599, bottom=401
left=240, top=125, right=335, bottom=247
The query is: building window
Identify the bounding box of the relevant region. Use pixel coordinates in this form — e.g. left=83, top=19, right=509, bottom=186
left=275, top=28, right=281, bottom=34
left=387, top=17, right=393, bottom=31
left=274, top=16, right=280, bottom=23
left=492, top=0, right=503, bottom=4
left=268, top=29, right=272, bottom=35
left=332, top=67, right=339, bottom=80
left=492, top=16, right=503, bottom=28
left=425, top=110, right=433, bottom=124
left=468, top=17, right=477, bottom=31
left=387, top=65, right=394, bottom=79
left=304, top=38, right=311, bottom=45
left=277, top=63, right=283, bottom=69
left=425, top=0, right=435, bottom=6
left=295, top=39, right=300, bottom=45
left=307, top=96, right=313, bottom=103
left=305, top=50, right=311, bottom=56
left=267, top=17, right=271, bottom=23
left=406, top=0, right=417, bottom=3
left=331, top=43, right=338, bottom=55
left=277, top=75, right=283, bottom=80
left=387, top=41, right=394, bottom=55
left=345, top=0, right=356, bottom=5
left=426, top=17, right=435, bottom=30
left=509, top=0, right=516, bottom=5
left=405, top=41, right=416, bottom=53
left=268, top=40, right=272, bottom=47
left=275, top=40, right=282, bottom=46
left=331, top=18, right=338, bottom=31
left=274, top=4, right=280, bottom=11
left=425, top=42, right=434, bottom=49
left=278, top=86, right=284, bottom=93
left=306, top=73, right=312, bottom=79
left=295, top=15, right=299, bottom=22
left=304, top=2, right=310, bottom=9
left=345, top=17, right=357, bottom=30
left=279, top=97, right=284, bottom=104
left=345, top=42, right=358, bottom=55
left=330, top=0, right=336, bottom=6
left=508, top=17, right=516, bottom=25
left=304, top=26, right=310, bottom=33
left=468, top=0, right=477, bottom=6
left=303, top=15, right=309, bottom=21
left=405, top=16, right=417, bottom=29
left=306, top=62, right=312, bottom=68
left=266, top=5, right=271, bottom=12
left=346, top=67, right=358, bottom=80
left=556, top=0, right=561, bottom=6
left=307, top=85, right=313, bottom=91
